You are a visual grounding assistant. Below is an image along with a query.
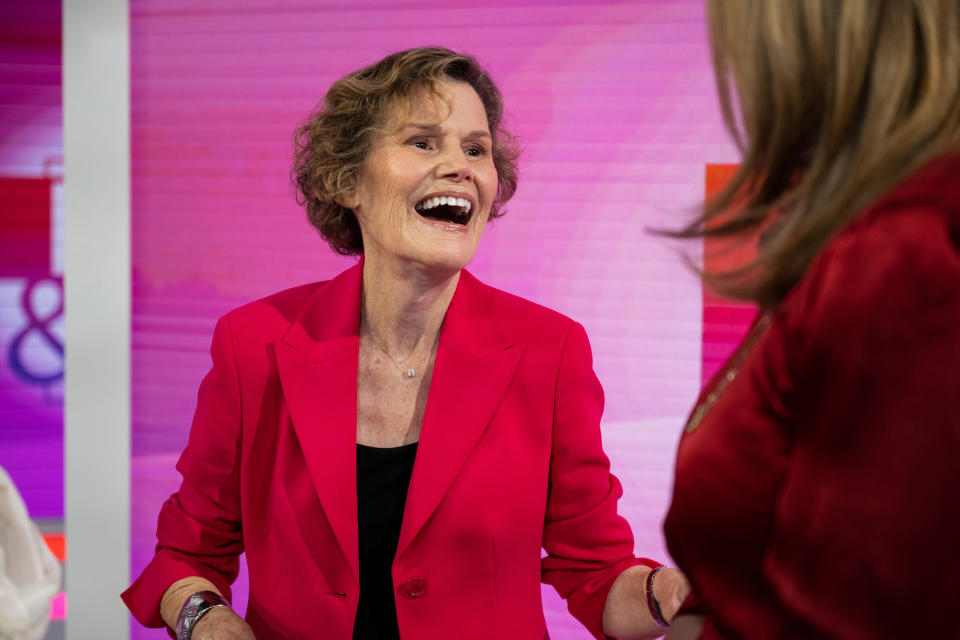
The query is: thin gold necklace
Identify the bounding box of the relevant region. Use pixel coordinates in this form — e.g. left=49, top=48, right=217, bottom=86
left=361, top=304, right=439, bottom=379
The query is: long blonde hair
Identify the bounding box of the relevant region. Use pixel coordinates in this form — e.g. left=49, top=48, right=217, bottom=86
left=679, top=0, right=960, bottom=306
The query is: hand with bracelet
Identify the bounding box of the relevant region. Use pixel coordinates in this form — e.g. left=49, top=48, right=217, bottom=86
left=161, top=577, right=255, bottom=640
left=603, top=565, right=690, bottom=639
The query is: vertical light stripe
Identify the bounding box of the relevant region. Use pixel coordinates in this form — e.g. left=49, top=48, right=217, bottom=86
left=64, top=0, right=131, bottom=637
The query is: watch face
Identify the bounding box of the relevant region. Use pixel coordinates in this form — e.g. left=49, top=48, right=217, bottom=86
left=176, top=591, right=229, bottom=640
left=183, top=600, right=203, bottom=618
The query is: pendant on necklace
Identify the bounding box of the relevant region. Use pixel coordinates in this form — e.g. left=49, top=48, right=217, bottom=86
left=406, top=369, right=416, bottom=378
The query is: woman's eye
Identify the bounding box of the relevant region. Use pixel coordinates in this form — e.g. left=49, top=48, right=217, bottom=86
left=409, top=139, right=431, bottom=150
left=465, top=146, right=488, bottom=157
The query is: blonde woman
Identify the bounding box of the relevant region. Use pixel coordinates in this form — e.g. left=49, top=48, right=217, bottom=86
left=664, top=1, right=960, bottom=638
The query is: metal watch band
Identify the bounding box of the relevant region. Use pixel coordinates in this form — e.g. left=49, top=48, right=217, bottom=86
left=176, top=590, right=231, bottom=640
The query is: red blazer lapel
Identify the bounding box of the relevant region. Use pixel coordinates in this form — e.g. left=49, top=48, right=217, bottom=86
left=274, top=259, right=363, bottom=582
left=273, top=263, right=522, bottom=574
left=397, top=271, right=523, bottom=557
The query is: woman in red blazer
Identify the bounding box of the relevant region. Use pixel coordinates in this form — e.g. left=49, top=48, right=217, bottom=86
left=664, top=2, right=960, bottom=638
left=123, top=47, right=688, bottom=640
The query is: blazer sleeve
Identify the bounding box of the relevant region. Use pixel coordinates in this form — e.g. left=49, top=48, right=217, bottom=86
left=540, top=322, right=659, bottom=639
left=765, top=203, right=960, bottom=637
left=122, top=315, right=245, bottom=628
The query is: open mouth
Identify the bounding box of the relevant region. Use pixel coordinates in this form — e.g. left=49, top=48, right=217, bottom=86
left=414, top=195, right=473, bottom=226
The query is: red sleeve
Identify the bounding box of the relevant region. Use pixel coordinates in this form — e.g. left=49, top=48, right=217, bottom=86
left=766, top=204, right=960, bottom=637
left=540, top=322, right=660, bottom=639
left=122, top=315, right=245, bottom=628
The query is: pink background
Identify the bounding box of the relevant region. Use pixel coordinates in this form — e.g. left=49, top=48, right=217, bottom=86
left=128, top=1, right=740, bottom=637
left=0, top=0, right=65, bottom=629
left=0, top=0, right=63, bottom=521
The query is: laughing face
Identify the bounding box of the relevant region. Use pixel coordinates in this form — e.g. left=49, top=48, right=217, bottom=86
left=345, top=80, right=499, bottom=276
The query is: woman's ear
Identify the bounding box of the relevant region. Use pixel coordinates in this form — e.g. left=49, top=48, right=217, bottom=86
left=335, top=175, right=360, bottom=210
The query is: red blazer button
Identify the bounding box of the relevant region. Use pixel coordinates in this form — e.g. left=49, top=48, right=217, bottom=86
left=399, top=576, right=427, bottom=599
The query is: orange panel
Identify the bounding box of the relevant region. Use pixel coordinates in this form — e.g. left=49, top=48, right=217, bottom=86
left=42, top=533, right=66, bottom=561
left=702, top=164, right=757, bottom=385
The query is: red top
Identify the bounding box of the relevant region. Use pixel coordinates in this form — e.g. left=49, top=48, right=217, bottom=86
left=664, top=154, right=960, bottom=639
left=122, top=261, right=655, bottom=640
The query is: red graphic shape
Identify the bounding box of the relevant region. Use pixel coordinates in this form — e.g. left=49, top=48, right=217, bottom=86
left=0, top=177, right=52, bottom=276
left=42, top=532, right=66, bottom=561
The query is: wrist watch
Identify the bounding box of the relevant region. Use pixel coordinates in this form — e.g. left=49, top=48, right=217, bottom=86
left=176, top=590, right=231, bottom=640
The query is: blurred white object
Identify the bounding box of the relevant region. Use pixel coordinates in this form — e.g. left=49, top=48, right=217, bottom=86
left=0, top=466, right=61, bottom=640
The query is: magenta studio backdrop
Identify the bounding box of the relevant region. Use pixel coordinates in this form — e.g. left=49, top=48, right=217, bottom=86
left=130, top=1, right=736, bottom=637
left=0, top=0, right=63, bottom=521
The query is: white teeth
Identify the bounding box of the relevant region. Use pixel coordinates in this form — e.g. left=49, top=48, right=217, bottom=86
left=415, top=195, right=473, bottom=215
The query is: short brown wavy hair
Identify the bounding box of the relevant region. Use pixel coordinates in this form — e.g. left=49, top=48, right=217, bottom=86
left=292, top=47, right=520, bottom=255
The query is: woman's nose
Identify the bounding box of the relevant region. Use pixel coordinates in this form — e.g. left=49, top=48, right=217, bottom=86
left=435, top=147, right=473, bottom=182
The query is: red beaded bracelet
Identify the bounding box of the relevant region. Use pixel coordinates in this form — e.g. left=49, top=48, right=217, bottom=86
left=645, top=566, right=670, bottom=629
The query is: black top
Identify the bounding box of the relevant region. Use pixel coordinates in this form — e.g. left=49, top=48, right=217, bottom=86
left=353, top=442, right=418, bottom=640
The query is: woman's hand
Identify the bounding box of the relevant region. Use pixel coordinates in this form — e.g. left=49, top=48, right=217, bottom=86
left=603, top=565, right=692, bottom=639
left=191, top=606, right=257, bottom=640
left=652, top=567, right=690, bottom=623
left=161, top=577, right=254, bottom=639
